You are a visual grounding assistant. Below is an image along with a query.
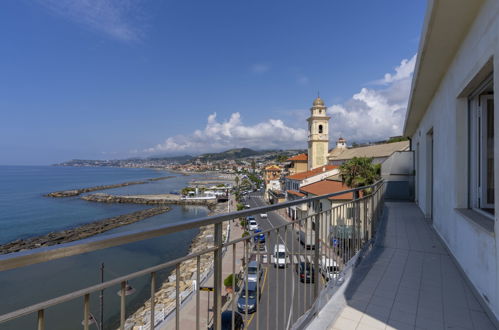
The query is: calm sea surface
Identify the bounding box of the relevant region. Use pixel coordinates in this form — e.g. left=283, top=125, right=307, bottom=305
left=0, top=166, right=210, bottom=330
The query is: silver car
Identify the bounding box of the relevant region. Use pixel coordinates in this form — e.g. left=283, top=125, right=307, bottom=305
left=246, top=260, right=263, bottom=282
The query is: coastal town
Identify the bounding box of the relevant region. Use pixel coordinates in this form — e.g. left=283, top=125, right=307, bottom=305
left=2, top=1, right=499, bottom=330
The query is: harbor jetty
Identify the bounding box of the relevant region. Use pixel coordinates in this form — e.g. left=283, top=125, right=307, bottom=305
left=0, top=206, right=170, bottom=255
left=45, top=176, right=175, bottom=197
left=81, top=193, right=218, bottom=206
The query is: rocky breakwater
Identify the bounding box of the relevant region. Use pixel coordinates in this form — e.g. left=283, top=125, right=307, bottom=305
left=0, top=207, right=170, bottom=255
left=81, top=193, right=218, bottom=207
left=46, top=176, right=174, bottom=197
left=124, top=202, right=230, bottom=330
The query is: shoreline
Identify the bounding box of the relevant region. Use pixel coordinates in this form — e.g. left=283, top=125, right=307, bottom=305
left=0, top=206, right=171, bottom=255
left=124, top=200, right=230, bottom=329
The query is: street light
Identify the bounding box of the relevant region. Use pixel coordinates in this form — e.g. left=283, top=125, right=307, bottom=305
left=81, top=312, right=101, bottom=330
left=117, top=281, right=136, bottom=296
left=95, top=263, right=137, bottom=329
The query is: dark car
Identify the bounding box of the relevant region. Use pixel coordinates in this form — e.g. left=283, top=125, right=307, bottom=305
left=237, top=281, right=260, bottom=314
left=253, top=229, right=265, bottom=243
left=208, top=310, right=244, bottom=330
left=296, top=262, right=315, bottom=283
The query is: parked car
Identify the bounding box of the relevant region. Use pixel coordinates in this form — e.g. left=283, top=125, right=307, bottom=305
left=208, top=310, right=244, bottom=330
left=253, top=229, right=265, bottom=243
left=244, top=204, right=251, bottom=209
left=248, top=220, right=259, bottom=231
left=271, top=244, right=289, bottom=268
left=246, top=216, right=256, bottom=221
left=296, top=262, right=315, bottom=283
left=252, top=243, right=268, bottom=263
left=246, top=260, right=263, bottom=282
left=320, top=257, right=340, bottom=281
left=237, top=281, right=260, bottom=314
left=260, top=213, right=268, bottom=219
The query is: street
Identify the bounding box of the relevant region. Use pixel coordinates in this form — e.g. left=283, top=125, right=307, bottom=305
left=239, top=191, right=322, bottom=330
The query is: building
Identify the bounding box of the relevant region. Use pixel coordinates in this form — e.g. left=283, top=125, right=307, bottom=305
left=287, top=153, right=308, bottom=175
left=285, top=165, right=339, bottom=220
left=308, top=97, right=330, bottom=170
left=404, top=0, right=498, bottom=321
left=328, top=138, right=410, bottom=166
left=262, top=164, right=283, bottom=201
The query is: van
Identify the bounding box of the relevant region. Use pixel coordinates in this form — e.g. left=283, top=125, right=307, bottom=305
left=298, top=230, right=316, bottom=250
left=271, top=244, right=288, bottom=268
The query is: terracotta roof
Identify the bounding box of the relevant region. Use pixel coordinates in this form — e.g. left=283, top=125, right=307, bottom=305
left=287, top=190, right=305, bottom=197
left=328, top=141, right=409, bottom=161
left=299, top=180, right=354, bottom=200
left=286, top=165, right=338, bottom=181
left=264, top=165, right=281, bottom=171
left=287, top=153, right=308, bottom=161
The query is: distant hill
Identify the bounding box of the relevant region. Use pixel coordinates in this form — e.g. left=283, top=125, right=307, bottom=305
left=196, top=148, right=272, bottom=161
left=148, top=155, right=194, bottom=162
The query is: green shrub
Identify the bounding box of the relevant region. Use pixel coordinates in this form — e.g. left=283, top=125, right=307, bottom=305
left=224, top=274, right=235, bottom=287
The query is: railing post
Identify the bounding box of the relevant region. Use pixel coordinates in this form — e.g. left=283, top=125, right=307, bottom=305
left=37, top=309, right=44, bottom=330
left=313, top=201, right=320, bottom=299
left=150, top=272, right=156, bottom=330
left=213, top=222, right=223, bottom=330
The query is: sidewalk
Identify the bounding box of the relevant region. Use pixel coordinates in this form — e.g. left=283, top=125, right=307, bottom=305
left=159, top=217, right=245, bottom=329
left=309, top=202, right=497, bottom=330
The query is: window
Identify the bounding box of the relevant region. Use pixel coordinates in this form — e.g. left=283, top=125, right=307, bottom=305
left=469, top=77, right=494, bottom=215
left=318, top=125, right=323, bottom=134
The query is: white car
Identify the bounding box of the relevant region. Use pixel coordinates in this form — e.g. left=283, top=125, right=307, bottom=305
left=271, top=244, right=289, bottom=268
left=320, top=256, right=339, bottom=281
left=248, top=220, right=259, bottom=231
left=244, top=204, right=251, bottom=209
left=260, top=213, right=268, bottom=219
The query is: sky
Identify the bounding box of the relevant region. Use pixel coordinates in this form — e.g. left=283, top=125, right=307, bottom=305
left=0, top=0, right=427, bottom=165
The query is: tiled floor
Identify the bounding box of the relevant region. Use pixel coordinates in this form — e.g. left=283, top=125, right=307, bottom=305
left=329, top=202, right=497, bottom=330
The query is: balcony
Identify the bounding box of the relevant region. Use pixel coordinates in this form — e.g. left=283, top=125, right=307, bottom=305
left=0, top=182, right=496, bottom=330
left=308, top=202, right=497, bottom=330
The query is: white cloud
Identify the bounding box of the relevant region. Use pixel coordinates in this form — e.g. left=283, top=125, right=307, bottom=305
left=251, top=64, right=270, bottom=74
left=144, top=113, right=307, bottom=154
left=328, top=54, right=416, bottom=143
left=36, top=0, right=144, bottom=41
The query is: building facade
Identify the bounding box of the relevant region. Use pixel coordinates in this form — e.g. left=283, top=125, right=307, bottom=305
left=404, top=0, right=498, bottom=322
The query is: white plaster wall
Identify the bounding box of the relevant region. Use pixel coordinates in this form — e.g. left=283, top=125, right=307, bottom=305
left=411, top=0, right=499, bottom=319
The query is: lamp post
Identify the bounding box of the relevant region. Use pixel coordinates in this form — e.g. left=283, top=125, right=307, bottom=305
left=81, top=313, right=101, bottom=330
left=83, top=263, right=136, bottom=329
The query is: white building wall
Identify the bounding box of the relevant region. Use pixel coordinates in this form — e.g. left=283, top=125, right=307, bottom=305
left=411, top=0, right=499, bottom=319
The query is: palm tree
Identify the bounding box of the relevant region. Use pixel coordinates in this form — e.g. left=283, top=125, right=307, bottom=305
left=339, top=157, right=381, bottom=194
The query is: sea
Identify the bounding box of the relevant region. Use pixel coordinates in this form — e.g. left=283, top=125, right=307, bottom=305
left=0, top=165, right=212, bottom=330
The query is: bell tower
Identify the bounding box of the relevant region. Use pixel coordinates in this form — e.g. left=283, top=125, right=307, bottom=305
left=307, top=96, right=330, bottom=170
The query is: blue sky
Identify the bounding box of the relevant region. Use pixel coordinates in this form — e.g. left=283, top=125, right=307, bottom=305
left=0, top=0, right=426, bottom=165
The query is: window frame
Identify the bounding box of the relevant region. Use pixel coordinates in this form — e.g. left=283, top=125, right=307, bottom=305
left=468, top=76, right=494, bottom=217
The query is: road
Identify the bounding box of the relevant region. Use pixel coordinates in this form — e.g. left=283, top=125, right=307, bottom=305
left=239, top=191, right=322, bottom=330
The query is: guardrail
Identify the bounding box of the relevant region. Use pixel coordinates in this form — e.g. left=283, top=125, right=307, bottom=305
left=0, top=180, right=384, bottom=330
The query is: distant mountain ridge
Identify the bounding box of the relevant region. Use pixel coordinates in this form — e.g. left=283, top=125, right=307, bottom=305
left=196, top=148, right=272, bottom=161
left=55, top=148, right=300, bottom=166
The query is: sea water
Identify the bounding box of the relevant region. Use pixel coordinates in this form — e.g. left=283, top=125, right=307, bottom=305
left=0, top=165, right=210, bottom=330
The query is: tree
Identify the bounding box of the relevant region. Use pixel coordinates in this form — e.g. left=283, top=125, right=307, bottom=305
left=339, top=157, right=381, bottom=190
left=276, top=154, right=288, bottom=163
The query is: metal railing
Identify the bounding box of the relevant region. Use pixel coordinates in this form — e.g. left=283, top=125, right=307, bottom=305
left=0, top=180, right=384, bottom=330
